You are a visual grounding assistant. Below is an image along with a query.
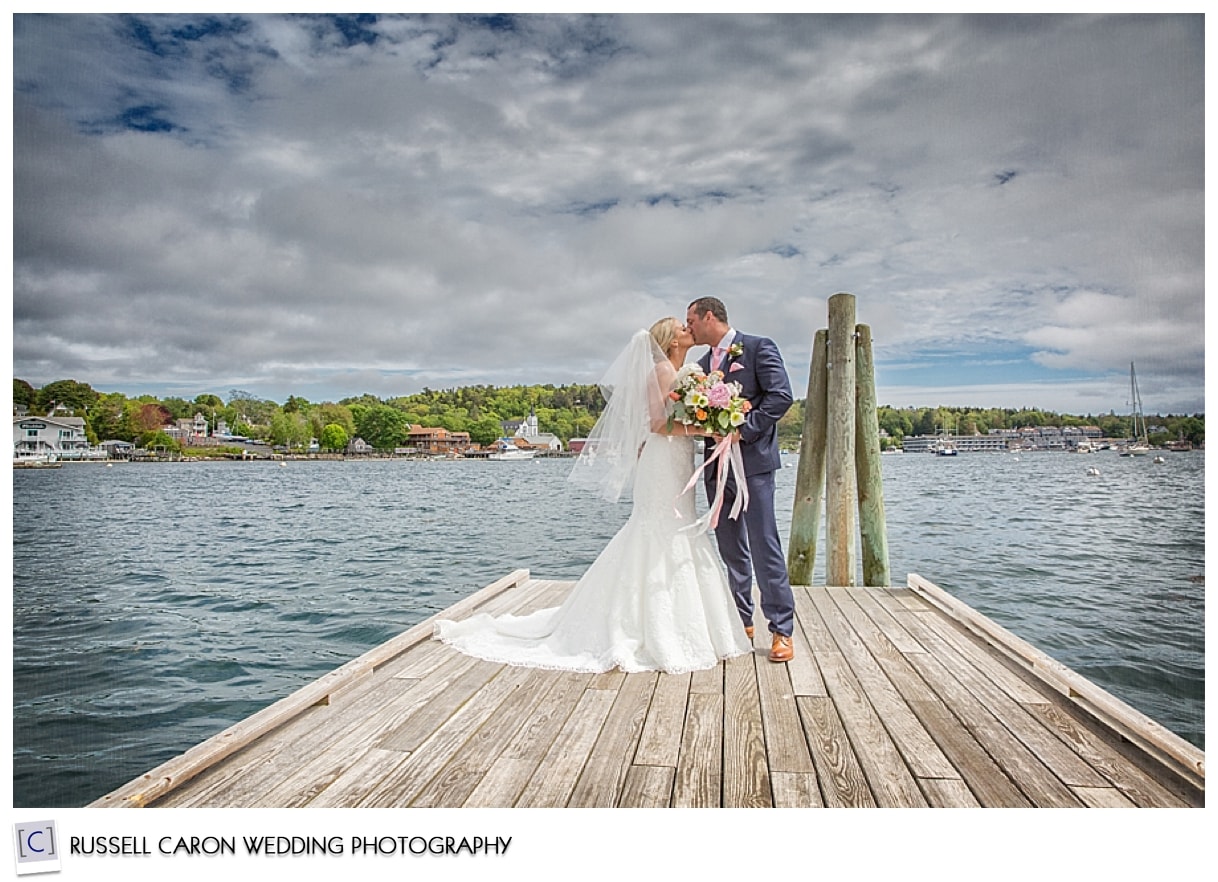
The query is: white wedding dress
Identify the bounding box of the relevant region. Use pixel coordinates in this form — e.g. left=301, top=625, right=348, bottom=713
left=434, top=433, right=751, bottom=674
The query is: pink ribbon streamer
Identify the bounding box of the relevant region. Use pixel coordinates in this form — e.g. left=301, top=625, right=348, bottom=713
left=677, top=432, right=749, bottom=534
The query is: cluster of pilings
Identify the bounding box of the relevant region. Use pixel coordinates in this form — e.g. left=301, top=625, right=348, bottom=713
left=788, top=292, right=890, bottom=588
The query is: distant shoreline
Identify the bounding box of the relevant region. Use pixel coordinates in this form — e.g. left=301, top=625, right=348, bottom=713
left=25, top=446, right=1204, bottom=467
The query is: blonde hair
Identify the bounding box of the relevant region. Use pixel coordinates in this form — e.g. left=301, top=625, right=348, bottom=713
left=649, top=317, right=681, bottom=354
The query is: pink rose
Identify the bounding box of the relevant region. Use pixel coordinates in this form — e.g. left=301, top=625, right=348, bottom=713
left=706, top=382, right=733, bottom=409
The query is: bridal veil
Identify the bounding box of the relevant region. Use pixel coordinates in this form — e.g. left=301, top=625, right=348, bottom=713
left=568, top=329, right=669, bottom=503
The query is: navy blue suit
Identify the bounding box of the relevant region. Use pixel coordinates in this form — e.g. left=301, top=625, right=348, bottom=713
left=700, top=332, right=796, bottom=637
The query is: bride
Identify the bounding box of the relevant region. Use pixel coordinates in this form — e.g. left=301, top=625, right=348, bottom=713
left=434, top=317, right=751, bottom=673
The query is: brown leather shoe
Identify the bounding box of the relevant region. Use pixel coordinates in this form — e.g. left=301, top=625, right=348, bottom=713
left=769, top=633, right=794, bottom=663
left=744, top=625, right=755, bottom=641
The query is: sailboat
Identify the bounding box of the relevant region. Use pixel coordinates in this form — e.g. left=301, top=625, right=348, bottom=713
left=1118, top=362, right=1151, bottom=456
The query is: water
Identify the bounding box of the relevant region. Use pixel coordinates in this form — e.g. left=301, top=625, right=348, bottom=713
left=10, top=451, right=1205, bottom=807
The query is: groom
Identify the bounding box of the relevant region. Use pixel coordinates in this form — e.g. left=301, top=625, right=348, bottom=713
left=686, top=297, right=797, bottom=663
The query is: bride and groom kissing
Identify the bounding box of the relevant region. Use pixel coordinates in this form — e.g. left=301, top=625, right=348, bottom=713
left=437, top=296, right=796, bottom=671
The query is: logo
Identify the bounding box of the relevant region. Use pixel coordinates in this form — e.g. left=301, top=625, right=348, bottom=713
left=12, top=821, right=61, bottom=876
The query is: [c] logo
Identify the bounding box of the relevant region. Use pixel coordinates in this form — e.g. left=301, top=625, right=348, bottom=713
left=12, top=820, right=61, bottom=876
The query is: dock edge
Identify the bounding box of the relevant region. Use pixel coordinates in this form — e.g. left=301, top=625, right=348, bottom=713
left=88, top=569, right=531, bottom=807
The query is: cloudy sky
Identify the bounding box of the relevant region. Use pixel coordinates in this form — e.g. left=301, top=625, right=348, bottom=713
left=9, top=13, right=1205, bottom=415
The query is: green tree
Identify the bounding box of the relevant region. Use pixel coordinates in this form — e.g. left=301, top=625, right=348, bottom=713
left=469, top=413, right=505, bottom=446
left=228, top=390, right=279, bottom=430
left=160, top=397, right=193, bottom=420
left=308, top=402, right=355, bottom=441
left=139, top=430, right=181, bottom=452
left=13, top=379, right=36, bottom=408
left=35, top=379, right=98, bottom=415
left=319, top=423, right=350, bottom=452
left=877, top=406, right=914, bottom=439
left=355, top=404, right=409, bottom=450
left=340, top=393, right=384, bottom=410
left=1175, top=416, right=1205, bottom=446
left=270, top=411, right=311, bottom=450
left=88, top=392, right=131, bottom=442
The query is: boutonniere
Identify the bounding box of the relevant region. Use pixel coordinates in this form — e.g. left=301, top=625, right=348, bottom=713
left=728, top=342, right=744, bottom=358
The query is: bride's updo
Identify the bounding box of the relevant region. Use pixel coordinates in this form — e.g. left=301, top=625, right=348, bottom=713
left=649, top=317, right=681, bottom=353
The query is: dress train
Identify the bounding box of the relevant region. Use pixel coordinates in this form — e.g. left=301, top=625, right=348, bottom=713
left=434, top=434, right=750, bottom=673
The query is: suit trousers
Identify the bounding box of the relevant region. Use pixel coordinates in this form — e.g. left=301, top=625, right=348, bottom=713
left=708, top=467, right=795, bottom=637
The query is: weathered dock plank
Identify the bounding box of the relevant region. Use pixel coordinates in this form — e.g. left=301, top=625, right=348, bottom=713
left=407, top=666, right=565, bottom=807
left=461, top=671, right=592, bottom=808
left=755, top=649, right=814, bottom=775
left=672, top=691, right=724, bottom=808
left=568, top=671, right=657, bottom=807
left=796, top=694, right=875, bottom=808
left=635, top=671, right=693, bottom=768
left=92, top=573, right=1204, bottom=810
left=360, top=662, right=538, bottom=807
left=722, top=653, right=773, bottom=807
left=813, top=587, right=957, bottom=781
left=619, top=764, right=675, bottom=808
left=514, top=687, right=617, bottom=808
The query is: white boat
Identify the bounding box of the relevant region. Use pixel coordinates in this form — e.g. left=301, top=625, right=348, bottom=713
left=932, top=438, right=958, bottom=456
left=488, top=439, right=537, bottom=461
left=1118, top=362, right=1152, bottom=456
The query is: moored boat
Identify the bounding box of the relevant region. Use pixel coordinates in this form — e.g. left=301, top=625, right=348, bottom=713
left=487, top=439, right=537, bottom=461
left=1118, top=362, right=1152, bottom=456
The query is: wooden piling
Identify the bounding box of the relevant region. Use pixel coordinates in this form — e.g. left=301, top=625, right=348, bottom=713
left=825, top=293, right=857, bottom=587
left=854, top=324, right=890, bottom=587
left=787, top=329, right=827, bottom=585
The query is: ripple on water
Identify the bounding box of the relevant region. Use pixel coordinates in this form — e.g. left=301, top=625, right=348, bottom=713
left=11, top=453, right=1204, bottom=806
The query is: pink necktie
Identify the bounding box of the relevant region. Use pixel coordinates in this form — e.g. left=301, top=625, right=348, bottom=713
left=711, top=347, right=725, bottom=371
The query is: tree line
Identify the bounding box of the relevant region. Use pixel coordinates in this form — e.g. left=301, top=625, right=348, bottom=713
left=12, top=378, right=607, bottom=452
left=13, top=378, right=1204, bottom=453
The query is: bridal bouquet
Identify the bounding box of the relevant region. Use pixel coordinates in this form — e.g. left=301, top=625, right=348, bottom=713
left=668, top=365, right=752, bottom=532
left=667, top=365, right=751, bottom=434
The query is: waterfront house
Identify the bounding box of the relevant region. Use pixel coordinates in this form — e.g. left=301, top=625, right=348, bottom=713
left=12, top=414, right=89, bottom=456
left=406, top=425, right=472, bottom=454
left=99, top=439, right=136, bottom=459
left=165, top=413, right=209, bottom=443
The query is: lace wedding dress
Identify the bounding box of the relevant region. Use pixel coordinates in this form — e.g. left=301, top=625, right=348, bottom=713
left=434, top=432, right=751, bottom=673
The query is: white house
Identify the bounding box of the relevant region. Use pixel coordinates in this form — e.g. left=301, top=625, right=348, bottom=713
left=165, top=412, right=209, bottom=442
left=13, top=414, right=89, bottom=455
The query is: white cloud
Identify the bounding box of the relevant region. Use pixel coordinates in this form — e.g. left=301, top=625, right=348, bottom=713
left=11, top=13, right=1204, bottom=413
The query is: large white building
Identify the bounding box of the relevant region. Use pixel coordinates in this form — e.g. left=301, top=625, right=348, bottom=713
left=13, top=414, right=89, bottom=455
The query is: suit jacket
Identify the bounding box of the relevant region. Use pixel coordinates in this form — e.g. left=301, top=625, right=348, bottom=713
left=699, top=331, right=793, bottom=476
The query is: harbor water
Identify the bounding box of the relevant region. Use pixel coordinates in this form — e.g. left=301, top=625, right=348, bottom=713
left=10, top=450, right=1205, bottom=807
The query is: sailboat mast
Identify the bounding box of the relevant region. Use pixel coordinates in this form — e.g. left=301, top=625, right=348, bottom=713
left=1130, top=362, right=1147, bottom=443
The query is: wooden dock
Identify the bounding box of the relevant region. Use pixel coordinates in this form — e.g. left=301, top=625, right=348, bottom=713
left=91, top=570, right=1203, bottom=809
